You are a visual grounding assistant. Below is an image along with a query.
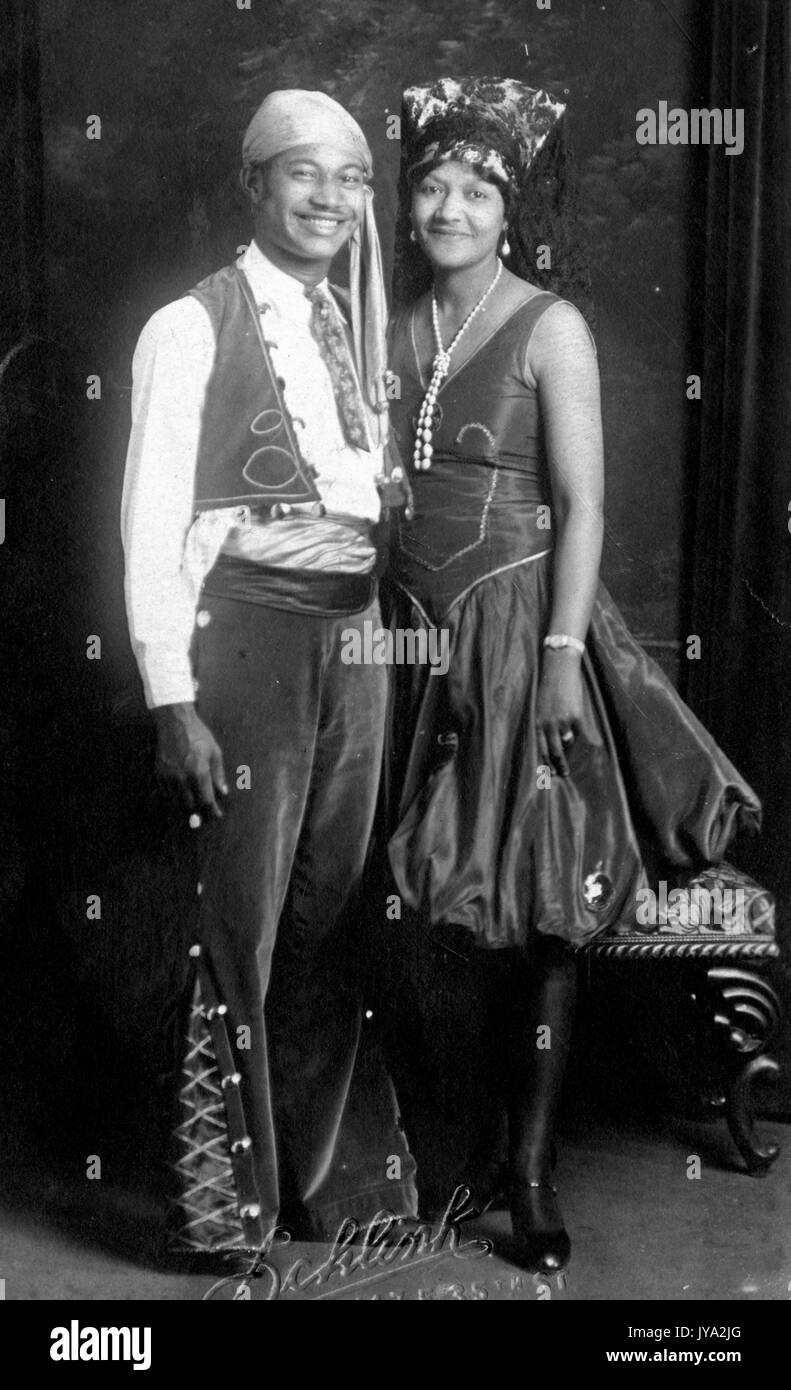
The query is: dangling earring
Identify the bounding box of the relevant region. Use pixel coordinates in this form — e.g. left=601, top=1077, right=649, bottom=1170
left=501, top=229, right=511, bottom=258
left=409, top=228, right=417, bottom=243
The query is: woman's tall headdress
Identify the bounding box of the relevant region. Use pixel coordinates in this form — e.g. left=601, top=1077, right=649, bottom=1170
left=402, top=77, right=566, bottom=187
left=394, top=77, right=588, bottom=309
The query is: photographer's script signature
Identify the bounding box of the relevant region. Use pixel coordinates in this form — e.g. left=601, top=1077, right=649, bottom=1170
left=203, top=1185, right=492, bottom=1301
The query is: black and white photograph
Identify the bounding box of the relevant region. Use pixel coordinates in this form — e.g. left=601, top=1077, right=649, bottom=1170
left=1, top=0, right=789, bottom=1346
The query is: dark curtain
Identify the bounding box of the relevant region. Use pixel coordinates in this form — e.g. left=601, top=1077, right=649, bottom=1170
left=683, top=1, right=791, bottom=1108
left=0, top=0, right=45, bottom=914
left=684, top=0, right=791, bottom=923
left=0, top=0, right=158, bottom=1203
left=0, top=0, right=45, bottom=357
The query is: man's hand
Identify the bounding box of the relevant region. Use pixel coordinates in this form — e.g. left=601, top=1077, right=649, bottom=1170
left=535, top=653, right=584, bottom=779
left=154, top=702, right=228, bottom=821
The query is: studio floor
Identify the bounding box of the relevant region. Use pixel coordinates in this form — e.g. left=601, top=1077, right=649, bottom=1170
left=2, top=1113, right=788, bottom=1303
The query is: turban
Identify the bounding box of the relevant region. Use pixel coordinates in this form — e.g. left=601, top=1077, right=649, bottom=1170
left=242, top=89, right=372, bottom=175
left=241, top=89, right=387, bottom=444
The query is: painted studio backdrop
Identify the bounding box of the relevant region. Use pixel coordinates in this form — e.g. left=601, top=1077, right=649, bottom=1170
left=1, top=0, right=789, bottom=1223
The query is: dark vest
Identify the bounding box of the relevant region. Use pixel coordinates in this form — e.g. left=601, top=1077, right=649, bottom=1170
left=188, top=263, right=321, bottom=511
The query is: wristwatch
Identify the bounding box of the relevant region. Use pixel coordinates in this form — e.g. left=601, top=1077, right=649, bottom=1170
left=543, top=633, right=586, bottom=655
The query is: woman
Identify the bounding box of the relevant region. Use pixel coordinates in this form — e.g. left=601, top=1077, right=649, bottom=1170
left=381, top=78, right=761, bottom=1276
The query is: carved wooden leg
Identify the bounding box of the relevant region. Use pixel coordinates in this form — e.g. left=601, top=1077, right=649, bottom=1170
left=727, top=1055, right=781, bottom=1174
left=706, top=966, right=782, bottom=1175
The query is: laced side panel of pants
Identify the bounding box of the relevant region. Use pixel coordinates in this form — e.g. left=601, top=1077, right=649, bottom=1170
left=168, top=952, right=265, bottom=1252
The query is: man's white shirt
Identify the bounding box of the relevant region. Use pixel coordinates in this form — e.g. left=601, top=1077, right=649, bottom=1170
left=121, top=240, right=383, bottom=709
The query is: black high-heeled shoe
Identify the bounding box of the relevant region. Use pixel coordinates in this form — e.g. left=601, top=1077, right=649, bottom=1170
left=509, top=1177, right=571, bottom=1275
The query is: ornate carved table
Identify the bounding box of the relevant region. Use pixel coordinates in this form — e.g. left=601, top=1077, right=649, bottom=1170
left=584, top=864, right=781, bottom=1174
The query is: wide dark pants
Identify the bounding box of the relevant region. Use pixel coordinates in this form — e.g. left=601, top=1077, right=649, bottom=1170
left=169, top=592, right=416, bottom=1248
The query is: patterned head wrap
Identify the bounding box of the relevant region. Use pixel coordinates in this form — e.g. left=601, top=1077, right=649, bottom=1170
left=242, top=90, right=389, bottom=442
left=402, top=77, right=566, bottom=190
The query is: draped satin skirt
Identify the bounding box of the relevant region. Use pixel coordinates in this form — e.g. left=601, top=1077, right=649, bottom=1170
left=385, top=551, right=761, bottom=950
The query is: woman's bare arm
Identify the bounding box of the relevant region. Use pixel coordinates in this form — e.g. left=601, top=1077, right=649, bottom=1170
left=526, top=300, right=605, bottom=774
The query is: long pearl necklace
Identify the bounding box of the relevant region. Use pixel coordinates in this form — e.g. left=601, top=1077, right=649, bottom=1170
left=413, top=259, right=503, bottom=472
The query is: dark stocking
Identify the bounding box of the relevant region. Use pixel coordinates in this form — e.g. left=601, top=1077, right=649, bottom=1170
left=506, top=936, right=577, bottom=1177
left=503, top=936, right=577, bottom=1269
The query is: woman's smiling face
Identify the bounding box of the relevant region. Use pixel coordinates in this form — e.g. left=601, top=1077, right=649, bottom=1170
left=411, top=160, right=507, bottom=272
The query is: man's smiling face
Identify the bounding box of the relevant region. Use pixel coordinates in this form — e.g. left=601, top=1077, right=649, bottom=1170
left=245, top=143, right=367, bottom=282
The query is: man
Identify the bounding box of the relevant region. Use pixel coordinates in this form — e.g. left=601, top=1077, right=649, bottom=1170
left=121, top=90, right=415, bottom=1269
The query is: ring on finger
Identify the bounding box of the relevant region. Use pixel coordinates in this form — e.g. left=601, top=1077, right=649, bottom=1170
left=560, top=730, right=574, bottom=745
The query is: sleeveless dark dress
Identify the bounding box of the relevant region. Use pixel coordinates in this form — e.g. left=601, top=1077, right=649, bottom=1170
left=384, top=293, right=761, bottom=950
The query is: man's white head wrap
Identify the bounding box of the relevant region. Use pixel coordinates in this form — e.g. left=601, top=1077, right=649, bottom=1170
left=243, top=90, right=389, bottom=445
